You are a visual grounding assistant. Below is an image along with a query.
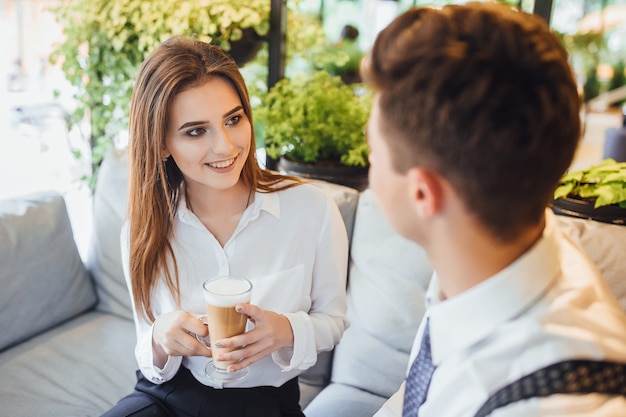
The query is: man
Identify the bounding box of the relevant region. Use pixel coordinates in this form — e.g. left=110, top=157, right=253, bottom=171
left=362, top=3, right=626, bottom=416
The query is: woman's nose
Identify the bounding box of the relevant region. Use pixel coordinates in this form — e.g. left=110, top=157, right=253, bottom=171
left=212, top=127, right=235, bottom=155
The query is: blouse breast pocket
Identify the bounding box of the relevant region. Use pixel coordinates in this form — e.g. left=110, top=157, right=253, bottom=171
left=247, top=264, right=309, bottom=314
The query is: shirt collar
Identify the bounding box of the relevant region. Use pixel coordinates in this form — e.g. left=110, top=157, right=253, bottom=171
left=247, top=189, right=281, bottom=221
left=427, top=210, right=562, bottom=365
left=176, top=188, right=282, bottom=228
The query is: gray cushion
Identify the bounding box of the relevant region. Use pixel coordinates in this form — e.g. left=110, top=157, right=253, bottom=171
left=0, top=311, right=136, bottom=416
left=304, top=382, right=387, bottom=417
left=556, top=215, right=626, bottom=312
left=87, top=150, right=132, bottom=319
left=330, top=189, right=432, bottom=398
left=0, top=191, right=96, bottom=351
left=310, top=179, right=360, bottom=242
left=299, top=379, right=325, bottom=409
left=299, top=181, right=359, bottom=388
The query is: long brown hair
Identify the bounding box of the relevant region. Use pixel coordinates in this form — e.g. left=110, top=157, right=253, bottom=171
left=128, top=36, right=299, bottom=321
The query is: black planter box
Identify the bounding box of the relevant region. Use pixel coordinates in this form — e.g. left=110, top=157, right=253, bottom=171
left=551, top=195, right=626, bottom=226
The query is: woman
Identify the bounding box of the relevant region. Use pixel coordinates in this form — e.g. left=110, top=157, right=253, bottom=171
left=103, top=36, right=349, bottom=417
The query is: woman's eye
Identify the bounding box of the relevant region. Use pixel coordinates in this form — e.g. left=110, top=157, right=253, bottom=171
left=226, top=115, right=242, bottom=126
left=187, top=127, right=206, bottom=137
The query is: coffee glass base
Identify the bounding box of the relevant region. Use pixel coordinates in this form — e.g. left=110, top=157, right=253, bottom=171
left=204, top=359, right=249, bottom=383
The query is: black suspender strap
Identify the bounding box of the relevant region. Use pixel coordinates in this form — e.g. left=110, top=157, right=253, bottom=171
left=473, top=360, right=626, bottom=417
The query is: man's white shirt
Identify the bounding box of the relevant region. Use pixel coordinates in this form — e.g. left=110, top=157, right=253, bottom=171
left=377, top=211, right=626, bottom=416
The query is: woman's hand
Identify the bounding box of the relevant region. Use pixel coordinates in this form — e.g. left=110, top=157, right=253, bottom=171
left=213, top=304, right=294, bottom=372
left=152, top=311, right=212, bottom=367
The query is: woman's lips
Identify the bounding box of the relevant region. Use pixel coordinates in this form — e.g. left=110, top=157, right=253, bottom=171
left=206, top=157, right=236, bottom=169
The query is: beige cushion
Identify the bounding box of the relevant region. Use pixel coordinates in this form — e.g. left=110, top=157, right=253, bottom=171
left=556, top=215, right=626, bottom=312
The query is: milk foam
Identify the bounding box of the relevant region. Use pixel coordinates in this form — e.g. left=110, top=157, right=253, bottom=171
left=203, top=278, right=251, bottom=306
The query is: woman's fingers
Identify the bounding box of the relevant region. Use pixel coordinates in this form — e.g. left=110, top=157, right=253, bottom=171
left=153, top=311, right=212, bottom=357
left=211, top=305, right=294, bottom=369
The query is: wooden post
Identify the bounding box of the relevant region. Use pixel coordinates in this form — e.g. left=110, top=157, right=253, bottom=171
left=268, top=0, right=286, bottom=89
left=533, top=0, right=554, bottom=25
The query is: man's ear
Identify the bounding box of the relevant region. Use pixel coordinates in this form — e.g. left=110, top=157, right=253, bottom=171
left=408, top=167, right=444, bottom=218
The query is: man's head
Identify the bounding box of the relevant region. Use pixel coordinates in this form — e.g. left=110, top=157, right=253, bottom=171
left=363, top=3, right=580, bottom=242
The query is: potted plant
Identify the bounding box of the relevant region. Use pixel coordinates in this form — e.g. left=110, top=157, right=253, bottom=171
left=48, top=0, right=326, bottom=186
left=256, top=70, right=372, bottom=190
left=313, top=24, right=364, bottom=85
left=552, top=158, right=626, bottom=225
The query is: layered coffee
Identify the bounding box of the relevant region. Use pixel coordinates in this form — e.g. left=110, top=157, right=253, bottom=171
left=203, top=277, right=252, bottom=371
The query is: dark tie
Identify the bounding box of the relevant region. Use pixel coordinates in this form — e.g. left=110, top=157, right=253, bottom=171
left=403, top=320, right=436, bottom=417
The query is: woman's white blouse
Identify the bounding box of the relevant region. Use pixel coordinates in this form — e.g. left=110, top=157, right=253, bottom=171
left=121, top=183, right=349, bottom=388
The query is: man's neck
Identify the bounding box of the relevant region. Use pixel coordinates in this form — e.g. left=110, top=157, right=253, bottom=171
left=427, top=215, right=545, bottom=301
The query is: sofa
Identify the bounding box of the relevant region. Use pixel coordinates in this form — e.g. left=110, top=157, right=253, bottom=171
left=1, top=150, right=625, bottom=417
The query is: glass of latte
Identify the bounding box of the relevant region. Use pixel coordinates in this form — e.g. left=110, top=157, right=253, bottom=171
left=202, top=276, right=252, bottom=382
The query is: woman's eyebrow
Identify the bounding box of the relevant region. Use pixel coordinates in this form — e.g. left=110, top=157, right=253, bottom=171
left=223, top=105, right=243, bottom=118
left=177, top=120, right=207, bottom=131
left=176, top=106, right=243, bottom=131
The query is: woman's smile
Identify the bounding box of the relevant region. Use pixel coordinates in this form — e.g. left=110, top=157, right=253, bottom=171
left=206, top=156, right=237, bottom=169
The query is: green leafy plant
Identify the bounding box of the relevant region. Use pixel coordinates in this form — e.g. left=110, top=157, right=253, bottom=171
left=257, top=70, right=371, bottom=167
left=554, top=158, right=626, bottom=208
left=48, top=0, right=326, bottom=186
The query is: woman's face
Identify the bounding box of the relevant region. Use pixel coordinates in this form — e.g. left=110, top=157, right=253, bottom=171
left=164, top=77, right=251, bottom=192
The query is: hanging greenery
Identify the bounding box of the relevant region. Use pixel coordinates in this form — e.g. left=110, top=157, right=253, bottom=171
left=49, top=0, right=326, bottom=186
